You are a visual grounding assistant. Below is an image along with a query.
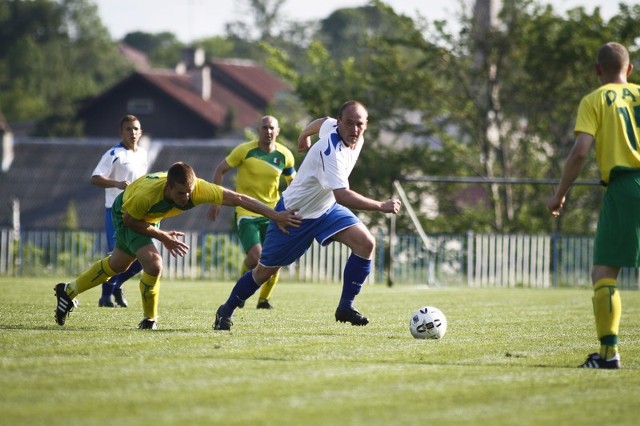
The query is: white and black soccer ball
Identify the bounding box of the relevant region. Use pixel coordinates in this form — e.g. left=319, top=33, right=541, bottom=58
left=409, top=306, right=447, bottom=339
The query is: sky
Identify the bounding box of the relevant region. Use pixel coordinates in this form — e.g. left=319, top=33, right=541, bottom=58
left=94, top=0, right=623, bottom=43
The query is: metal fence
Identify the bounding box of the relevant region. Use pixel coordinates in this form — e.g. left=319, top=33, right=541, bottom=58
left=1, top=228, right=639, bottom=289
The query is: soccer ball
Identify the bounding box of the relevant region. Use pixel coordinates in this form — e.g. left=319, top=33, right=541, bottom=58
left=409, top=306, right=447, bottom=339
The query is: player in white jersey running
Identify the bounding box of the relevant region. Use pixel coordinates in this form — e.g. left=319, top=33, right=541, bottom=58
left=214, top=100, right=402, bottom=330
left=90, top=114, right=149, bottom=308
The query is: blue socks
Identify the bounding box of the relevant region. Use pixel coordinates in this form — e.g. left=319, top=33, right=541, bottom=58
left=100, top=260, right=143, bottom=300
left=220, top=271, right=261, bottom=317
left=338, top=254, right=371, bottom=310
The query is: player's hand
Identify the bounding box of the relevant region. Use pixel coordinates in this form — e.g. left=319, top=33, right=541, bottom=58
left=546, top=195, right=565, bottom=217
left=273, top=209, right=302, bottom=234
left=162, top=231, right=189, bottom=257
left=381, top=199, right=402, bottom=214
left=207, top=205, right=221, bottom=221
left=297, top=136, right=311, bottom=152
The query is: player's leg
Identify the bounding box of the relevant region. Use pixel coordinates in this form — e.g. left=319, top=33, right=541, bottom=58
left=111, top=260, right=143, bottom=308
left=55, top=250, right=133, bottom=326
left=330, top=223, right=374, bottom=326
left=133, top=243, right=162, bottom=330
left=318, top=205, right=372, bottom=326
left=215, top=264, right=279, bottom=329
left=236, top=217, right=263, bottom=308
left=256, top=218, right=276, bottom=309
left=99, top=208, right=119, bottom=307
left=215, top=206, right=314, bottom=330
left=579, top=176, right=638, bottom=368
left=591, top=266, right=621, bottom=362
left=257, top=270, right=279, bottom=309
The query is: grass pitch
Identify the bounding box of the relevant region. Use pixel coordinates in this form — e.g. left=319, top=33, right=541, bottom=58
left=1, top=277, right=639, bottom=426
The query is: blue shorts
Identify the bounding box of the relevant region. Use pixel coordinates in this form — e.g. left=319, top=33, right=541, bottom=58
left=105, top=208, right=116, bottom=252
left=260, top=199, right=361, bottom=267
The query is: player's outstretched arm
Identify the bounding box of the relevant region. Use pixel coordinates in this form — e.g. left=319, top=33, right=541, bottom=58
left=333, top=188, right=401, bottom=214
left=221, top=189, right=302, bottom=233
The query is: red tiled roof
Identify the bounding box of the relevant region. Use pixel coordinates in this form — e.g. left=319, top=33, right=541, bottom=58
left=211, top=59, right=290, bottom=103
left=139, top=70, right=228, bottom=126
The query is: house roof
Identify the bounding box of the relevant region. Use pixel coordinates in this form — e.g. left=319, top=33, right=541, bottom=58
left=0, top=137, right=241, bottom=232
left=78, top=56, right=291, bottom=136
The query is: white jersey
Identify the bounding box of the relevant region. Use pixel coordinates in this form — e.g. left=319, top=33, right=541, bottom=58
left=92, top=143, right=149, bottom=208
left=282, top=118, right=363, bottom=219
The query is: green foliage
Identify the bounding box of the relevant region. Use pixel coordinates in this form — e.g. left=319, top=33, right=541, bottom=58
left=62, top=200, right=79, bottom=230
left=0, top=0, right=131, bottom=134
left=2, top=278, right=640, bottom=425
left=123, top=31, right=184, bottom=68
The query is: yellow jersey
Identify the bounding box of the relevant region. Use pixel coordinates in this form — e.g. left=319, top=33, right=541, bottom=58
left=116, top=171, right=223, bottom=224
left=225, top=141, right=295, bottom=218
left=575, top=82, right=640, bottom=183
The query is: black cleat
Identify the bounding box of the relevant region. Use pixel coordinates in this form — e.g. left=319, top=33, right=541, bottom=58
left=579, top=352, right=620, bottom=369
left=138, top=318, right=157, bottom=330
left=98, top=297, right=118, bottom=307
left=54, top=283, right=75, bottom=326
left=113, top=288, right=128, bottom=308
left=335, top=307, right=369, bottom=326
left=213, top=305, right=233, bottom=331
left=256, top=300, right=273, bottom=310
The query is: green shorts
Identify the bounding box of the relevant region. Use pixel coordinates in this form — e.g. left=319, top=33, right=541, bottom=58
left=593, top=171, right=640, bottom=267
left=236, top=215, right=270, bottom=253
left=111, top=201, right=158, bottom=257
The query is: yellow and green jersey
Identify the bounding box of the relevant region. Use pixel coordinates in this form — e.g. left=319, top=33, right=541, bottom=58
left=114, top=171, right=223, bottom=225
left=576, top=82, right=640, bottom=183
left=226, top=140, right=295, bottom=218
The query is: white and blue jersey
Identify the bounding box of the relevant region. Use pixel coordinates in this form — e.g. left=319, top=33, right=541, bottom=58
left=260, top=118, right=363, bottom=267
left=92, top=142, right=148, bottom=249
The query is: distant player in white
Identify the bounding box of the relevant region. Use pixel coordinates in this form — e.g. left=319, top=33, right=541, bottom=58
left=91, top=114, right=148, bottom=308
left=214, top=101, right=402, bottom=330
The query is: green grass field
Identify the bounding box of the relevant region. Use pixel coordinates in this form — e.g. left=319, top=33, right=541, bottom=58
left=1, top=277, right=639, bottom=426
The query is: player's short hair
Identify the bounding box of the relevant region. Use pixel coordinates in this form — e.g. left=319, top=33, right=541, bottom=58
left=596, top=42, right=629, bottom=75
left=338, top=100, right=368, bottom=119
left=167, top=162, right=195, bottom=188
left=119, top=114, right=140, bottom=131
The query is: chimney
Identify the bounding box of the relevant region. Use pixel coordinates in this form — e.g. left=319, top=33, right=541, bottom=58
left=189, top=65, right=211, bottom=101
left=181, top=47, right=205, bottom=70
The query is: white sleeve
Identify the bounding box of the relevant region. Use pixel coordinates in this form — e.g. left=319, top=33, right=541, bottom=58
left=91, top=149, right=114, bottom=177
left=319, top=118, right=337, bottom=139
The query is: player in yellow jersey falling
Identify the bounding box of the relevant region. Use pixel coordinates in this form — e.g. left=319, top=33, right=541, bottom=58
left=54, top=162, right=301, bottom=330
left=547, top=42, right=640, bottom=369
left=208, top=116, right=296, bottom=309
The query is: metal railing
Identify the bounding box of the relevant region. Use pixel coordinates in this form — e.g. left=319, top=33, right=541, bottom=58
left=1, top=228, right=638, bottom=289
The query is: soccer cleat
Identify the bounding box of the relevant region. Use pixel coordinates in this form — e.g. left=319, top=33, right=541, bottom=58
left=138, top=318, right=157, bottom=330
left=113, top=288, right=128, bottom=308
left=579, top=352, right=621, bottom=369
left=335, top=307, right=369, bottom=326
left=213, top=305, right=233, bottom=331
left=54, top=283, right=75, bottom=326
left=98, top=297, right=118, bottom=308
left=256, top=300, right=273, bottom=310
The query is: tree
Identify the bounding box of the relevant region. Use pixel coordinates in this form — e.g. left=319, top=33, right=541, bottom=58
left=122, top=31, right=184, bottom=68
left=0, top=0, right=131, bottom=135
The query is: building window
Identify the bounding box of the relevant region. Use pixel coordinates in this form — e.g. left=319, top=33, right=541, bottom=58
left=127, top=98, right=154, bottom=114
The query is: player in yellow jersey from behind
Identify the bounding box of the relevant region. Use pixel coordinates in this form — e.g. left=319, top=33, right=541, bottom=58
left=208, top=116, right=296, bottom=309
left=547, top=42, right=640, bottom=369
left=54, top=162, right=301, bottom=330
